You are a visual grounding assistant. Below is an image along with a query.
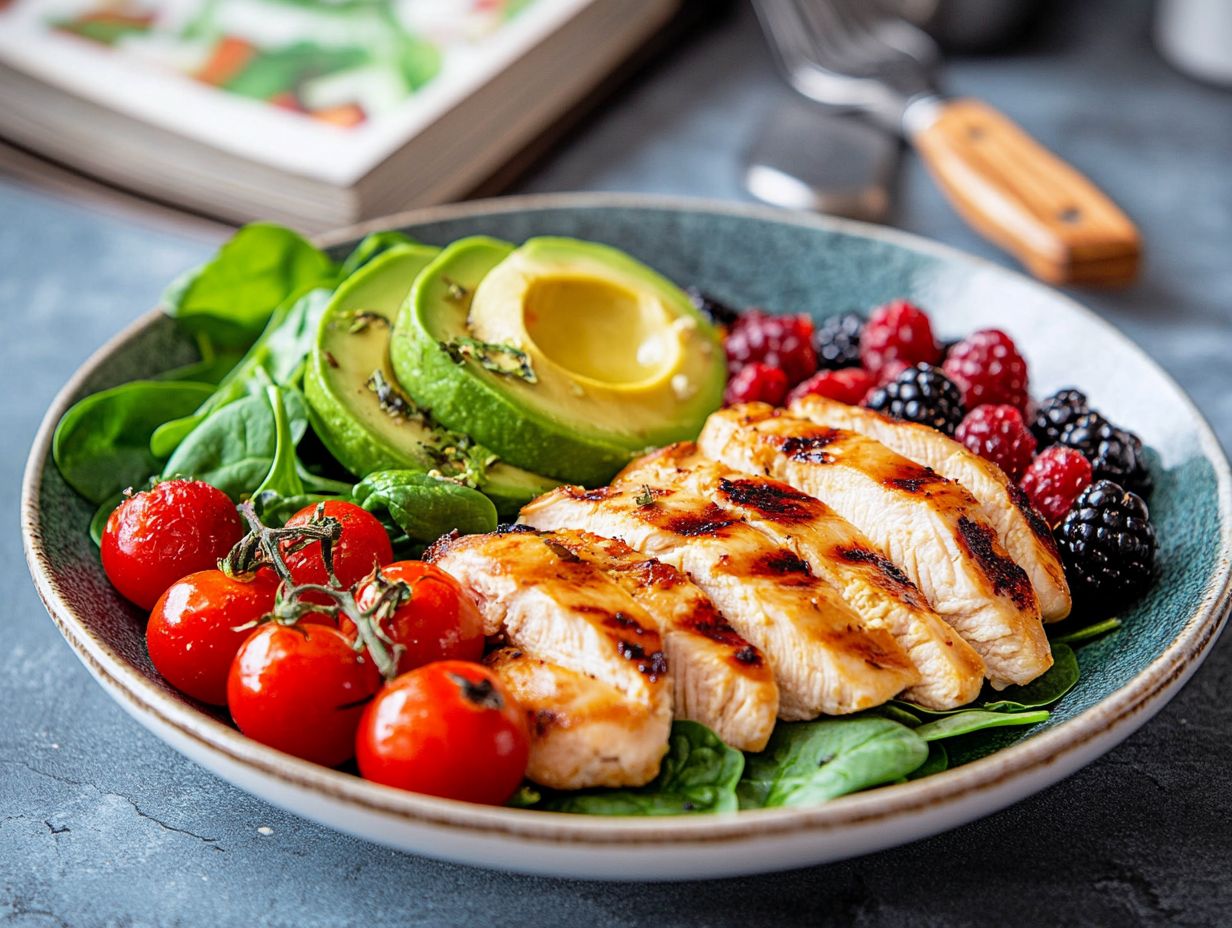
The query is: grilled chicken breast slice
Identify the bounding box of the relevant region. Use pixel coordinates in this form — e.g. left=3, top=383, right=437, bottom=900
left=791, top=394, right=1071, bottom=621
left=542, top=529, right=779, bottom=751
left=428, top=530, right=672, bottom=786
left=485, top=648, right=666, bottom=789
left=617, top=444, right=985, bottom=709
left=520, top=484, right=919, bottom=719
left=699, top=404, right=1051, bottom=689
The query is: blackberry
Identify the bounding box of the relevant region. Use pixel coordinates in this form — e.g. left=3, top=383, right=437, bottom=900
left=1031, top=388, right=1089, bottom=448
left=865, top=364, right=965, bottom=435
left=1059, top=412, right=1153, bottom=497
left=685, top=288, right=741, bottom=328
left=1056, top=480, right=1157, bottom=604
left=812, top=311, right=864, bottom=370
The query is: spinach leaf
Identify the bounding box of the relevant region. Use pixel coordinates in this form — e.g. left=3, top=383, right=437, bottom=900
left=253, top=386, right=304, bottom=501
left=739, top=717, right=928, bottom=809
left=53, top=380, right=216, bottom=503
left=162, top=387, right=308, bottom=500
left=907, top=742, right=948, bottom=780
left=150, top=287, right=333, bottom=457
left=352, top=471, right=497, bottom=545
left=1051, top=617, right=1122, bottom=647
left=161, top=223, right=335, bottom=348
left=981, top=643, right=1079, bottom=711
left=912, top=709, right=1050, bottom=742
left=339, top=231, right=417, bottom=277
left=154, top=334, right=245, bottom=385
left=89, top=493, right=124, bottom=547
left=893, top=643, right=1081, bottom=718
left=507, top=784, right=542, bottom=809
left=538, top=721, right=744, bottom=815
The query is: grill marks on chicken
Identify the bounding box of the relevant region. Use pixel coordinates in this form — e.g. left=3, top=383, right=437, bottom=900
left=790, top=395, right=1072, bottom=621
left=699, top=404, right=1051, bottom=689
left=529, top=529, right=779, bottom=752
left=484, top=648, right=667, bottom=789
left=428, top=531, right=673, bottom=786
left=617, top=444, right=985, bottom=709
left=520, top=483, right=920, bottom=719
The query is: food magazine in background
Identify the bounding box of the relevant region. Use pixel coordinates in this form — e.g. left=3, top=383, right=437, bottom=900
left=0, top=0, right=677, bottom=230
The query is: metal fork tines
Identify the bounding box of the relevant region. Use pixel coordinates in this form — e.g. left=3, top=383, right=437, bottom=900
left=753, top=0, right=942, bottom=132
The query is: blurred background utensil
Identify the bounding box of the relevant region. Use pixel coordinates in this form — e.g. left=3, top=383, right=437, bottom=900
left=752, top=0, right=1143, bottom=286
left=744, top=98, right=898, bottom=221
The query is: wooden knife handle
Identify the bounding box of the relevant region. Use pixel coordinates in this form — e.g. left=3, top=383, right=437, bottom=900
left=912, top=98, right=1141, bottom=286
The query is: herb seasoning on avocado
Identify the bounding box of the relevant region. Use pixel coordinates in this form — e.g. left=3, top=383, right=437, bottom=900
left=442, top=336, right=538, bottom=384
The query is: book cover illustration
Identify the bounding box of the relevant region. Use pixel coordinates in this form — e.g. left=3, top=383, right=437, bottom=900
left=0, top=0, right=586, bottom=181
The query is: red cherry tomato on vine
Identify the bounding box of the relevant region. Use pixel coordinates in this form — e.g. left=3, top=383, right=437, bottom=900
left=101, top=479, right=243, bottom=610
left=281, top=501, right=392, bottom=596
left=347, top=561, right=484, bottom=674
left=146, top=569, right=279, bottom=706
left=356, top=661, right=529, bottom=805
left=227, top=622, right=380, bottom=767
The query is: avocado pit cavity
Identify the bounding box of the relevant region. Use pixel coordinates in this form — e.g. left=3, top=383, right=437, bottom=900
left=515, top=276, right=680, bottom=389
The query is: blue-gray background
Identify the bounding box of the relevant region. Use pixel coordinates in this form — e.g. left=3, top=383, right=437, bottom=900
left=4, top=1, right=1230, bottom=924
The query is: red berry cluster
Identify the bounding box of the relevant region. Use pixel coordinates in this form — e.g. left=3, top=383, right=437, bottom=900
left=718, top=296, right=1108, bottom=529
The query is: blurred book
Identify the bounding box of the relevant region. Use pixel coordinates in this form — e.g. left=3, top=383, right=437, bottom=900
left=0, top=0, right=677, bottom=231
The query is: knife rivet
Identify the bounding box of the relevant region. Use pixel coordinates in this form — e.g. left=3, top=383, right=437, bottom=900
left=1059, top=207, right=1083, bottom=224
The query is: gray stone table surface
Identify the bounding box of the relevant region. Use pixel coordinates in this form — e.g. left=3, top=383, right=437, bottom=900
left=3, top=0, right=1230, bottom=925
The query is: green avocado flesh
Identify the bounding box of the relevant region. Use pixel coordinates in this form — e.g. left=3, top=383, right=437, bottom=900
left=303, top=245, right=557, bottom=517
left=390, top=236, right=726, bottom=486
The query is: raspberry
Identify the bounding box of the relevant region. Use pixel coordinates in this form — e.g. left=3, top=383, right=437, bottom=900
left=955, top=404, right=1037, bottom=480
left=1031, top=388, right=1089, bottom=448
left=1059, top=412, right=1153, bottom=497
left=859, top=300, right=940, bottom=376
left=1020, top=445, right=1093, bottom=525
left=724, top=362, right=788, bottom=407
left=1056, top=480, right=1157, bottom=604
left=865, top=364, right=965, bottom=435
left=787, top=368, right=877, bottom=407
left=942, top=329, right=1030, bottom=412
left=725, top=310, right=817, bottom=386
left=686, top=287, right=741, bottom=328
left=812, top=311, right=864, bottom=370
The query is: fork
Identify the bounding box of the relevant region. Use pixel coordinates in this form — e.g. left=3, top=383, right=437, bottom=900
left=754, top=0, right=1142, bottom=286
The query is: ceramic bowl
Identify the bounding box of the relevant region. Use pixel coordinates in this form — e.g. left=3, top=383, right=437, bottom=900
left=22, top=194, right=1231, bottom=880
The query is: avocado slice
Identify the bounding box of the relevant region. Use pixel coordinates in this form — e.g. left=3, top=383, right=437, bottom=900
left=304, top=245, right=557, bottom=517
left=390, top=236, right=726, bottom=486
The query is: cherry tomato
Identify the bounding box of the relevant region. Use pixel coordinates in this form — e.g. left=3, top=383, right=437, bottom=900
left=146, top=569, right=279, bottom=705
left=347, top=562, right=484, bottom=675
left=356, top=661, right=529, bottom=804
left=101, top=479, right=244, bottom=610
left=281, top=501, right=393, bottom=596
left=227, top=623, right=380, bottom=766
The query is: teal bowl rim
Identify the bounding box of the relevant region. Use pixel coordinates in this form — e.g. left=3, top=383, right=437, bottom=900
left=21, top=192, right=1232, bottom=849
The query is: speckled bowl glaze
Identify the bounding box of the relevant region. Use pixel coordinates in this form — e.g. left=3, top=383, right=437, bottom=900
left=23, top=194, right=1232, bottom=881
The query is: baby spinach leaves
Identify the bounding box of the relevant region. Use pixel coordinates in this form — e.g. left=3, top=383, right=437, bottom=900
left=893, top=642, right=1080, bottom=719
left=912, top=710, right=1050, bottom=742
left=352, top=471, right=498, bottom=545
left=534, top=721, right=745, bottom=816
left=53, top=380, right=216, bottom=504
left=162, top=386, right=308, bottom=500
left=981, top=643, right=1079, bottom=711
left=739, top=717, right=928, bottom=809
left=150, top=287, right=333, bottom=457
left=339, top=231, right=417, bottom=277
left=1051, top=617, right=1122, bottom=646
left=161, top=223, right=335, bottom=348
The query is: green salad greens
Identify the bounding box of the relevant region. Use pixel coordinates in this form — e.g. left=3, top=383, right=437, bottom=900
left=53, top=222, right=1119, bottom=816
left=53, top=225, right=498, bottom=552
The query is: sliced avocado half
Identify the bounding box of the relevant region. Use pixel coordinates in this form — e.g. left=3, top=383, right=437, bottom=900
left=390, top=236, right=726, bottom=486
left=304, top=245, right=557, bottom=517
